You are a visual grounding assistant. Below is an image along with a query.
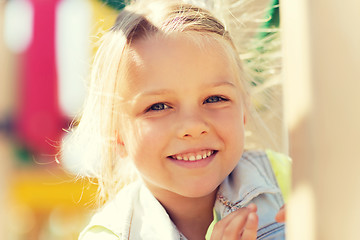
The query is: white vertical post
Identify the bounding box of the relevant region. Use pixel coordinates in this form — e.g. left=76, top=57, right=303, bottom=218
left=282, top=0, right=360, bottom=239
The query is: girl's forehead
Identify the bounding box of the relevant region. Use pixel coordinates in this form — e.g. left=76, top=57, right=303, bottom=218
left=116, top=33, right=243, bottom=100
left=128, top=33, right=232, bottom=69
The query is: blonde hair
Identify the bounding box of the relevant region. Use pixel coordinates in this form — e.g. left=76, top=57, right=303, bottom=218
left=62, top=0, right=281, bottom=205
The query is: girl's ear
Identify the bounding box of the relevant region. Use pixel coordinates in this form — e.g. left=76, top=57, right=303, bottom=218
left=118, top=139, right=128, bottom=158
left=243, top=113, right=247, bottom=125
left=116, top=133, right=128, bottom=158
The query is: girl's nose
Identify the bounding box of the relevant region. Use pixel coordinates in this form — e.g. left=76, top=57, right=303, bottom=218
left=177, top=113, right=210, bottom=139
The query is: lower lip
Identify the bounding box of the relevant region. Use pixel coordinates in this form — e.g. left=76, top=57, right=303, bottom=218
left=168, top=152, right=217, bottom=169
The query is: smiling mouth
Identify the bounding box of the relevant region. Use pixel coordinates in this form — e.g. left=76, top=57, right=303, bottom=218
left=168, top=150, right=217, bottom=161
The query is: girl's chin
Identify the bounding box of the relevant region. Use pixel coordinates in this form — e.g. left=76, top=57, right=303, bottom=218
left=142, top=175, right=221, bottom=201
left=172, top=184, right=219, bottom=199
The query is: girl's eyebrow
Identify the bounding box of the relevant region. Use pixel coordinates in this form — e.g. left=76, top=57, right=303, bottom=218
left=136, top=81, right=236, bottom=98
left=207, top=81, right=236, bottom=88
left=136, top=89, right=174, bottom=98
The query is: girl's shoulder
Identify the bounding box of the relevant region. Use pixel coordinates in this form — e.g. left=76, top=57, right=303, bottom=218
left=79, top=181, right=142, bottom=240
left=78, top=227, right=120, bottom=240
left=241, top=149, right=291, bottom=202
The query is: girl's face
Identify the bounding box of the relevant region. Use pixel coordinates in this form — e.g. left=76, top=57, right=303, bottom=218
left=120, top=34, right=246, bottom=200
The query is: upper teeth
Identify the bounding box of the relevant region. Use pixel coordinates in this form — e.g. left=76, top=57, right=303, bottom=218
left=171, top=150, right=214, bottom=161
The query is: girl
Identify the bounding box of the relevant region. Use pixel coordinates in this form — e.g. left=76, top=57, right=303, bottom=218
left=65, top=0, right=288, bottom=239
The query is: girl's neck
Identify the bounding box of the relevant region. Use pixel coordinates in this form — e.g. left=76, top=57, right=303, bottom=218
left=152, top=188, right=218, bottom=240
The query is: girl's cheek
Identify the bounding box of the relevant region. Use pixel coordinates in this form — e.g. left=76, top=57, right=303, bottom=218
left=133, top=118, right=169, bottom=144
left=211, top=108, right=244, bottom=126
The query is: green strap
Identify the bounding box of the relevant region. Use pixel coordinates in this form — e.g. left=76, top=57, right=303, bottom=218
left=266, top=149, right=292, bottom=202
left=205, top=209, right=220, bottom=240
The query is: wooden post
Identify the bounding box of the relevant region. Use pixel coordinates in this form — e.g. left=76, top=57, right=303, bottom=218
left=281, top=0, right=360, bottom=239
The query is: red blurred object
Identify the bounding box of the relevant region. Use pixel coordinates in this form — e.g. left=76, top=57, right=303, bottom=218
left=16, top=0, right=66, bottom=157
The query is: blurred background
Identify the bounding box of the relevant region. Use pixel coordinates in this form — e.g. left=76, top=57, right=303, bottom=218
left=0, top=0, right=122, bottom=239
left=0, top=0, right=283, bottom=239
left=2, top=0, right=360, bottom=239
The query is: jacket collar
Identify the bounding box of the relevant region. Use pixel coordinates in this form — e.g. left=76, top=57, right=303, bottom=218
left=132, top=184, right=181, bottom=239
left=215, top=151, right=280, bottom=218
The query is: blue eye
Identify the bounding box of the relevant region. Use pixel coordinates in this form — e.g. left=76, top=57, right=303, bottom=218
left=204, top=96, right=228, bottom=104
left=147, top=103, right=170, bottom=112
